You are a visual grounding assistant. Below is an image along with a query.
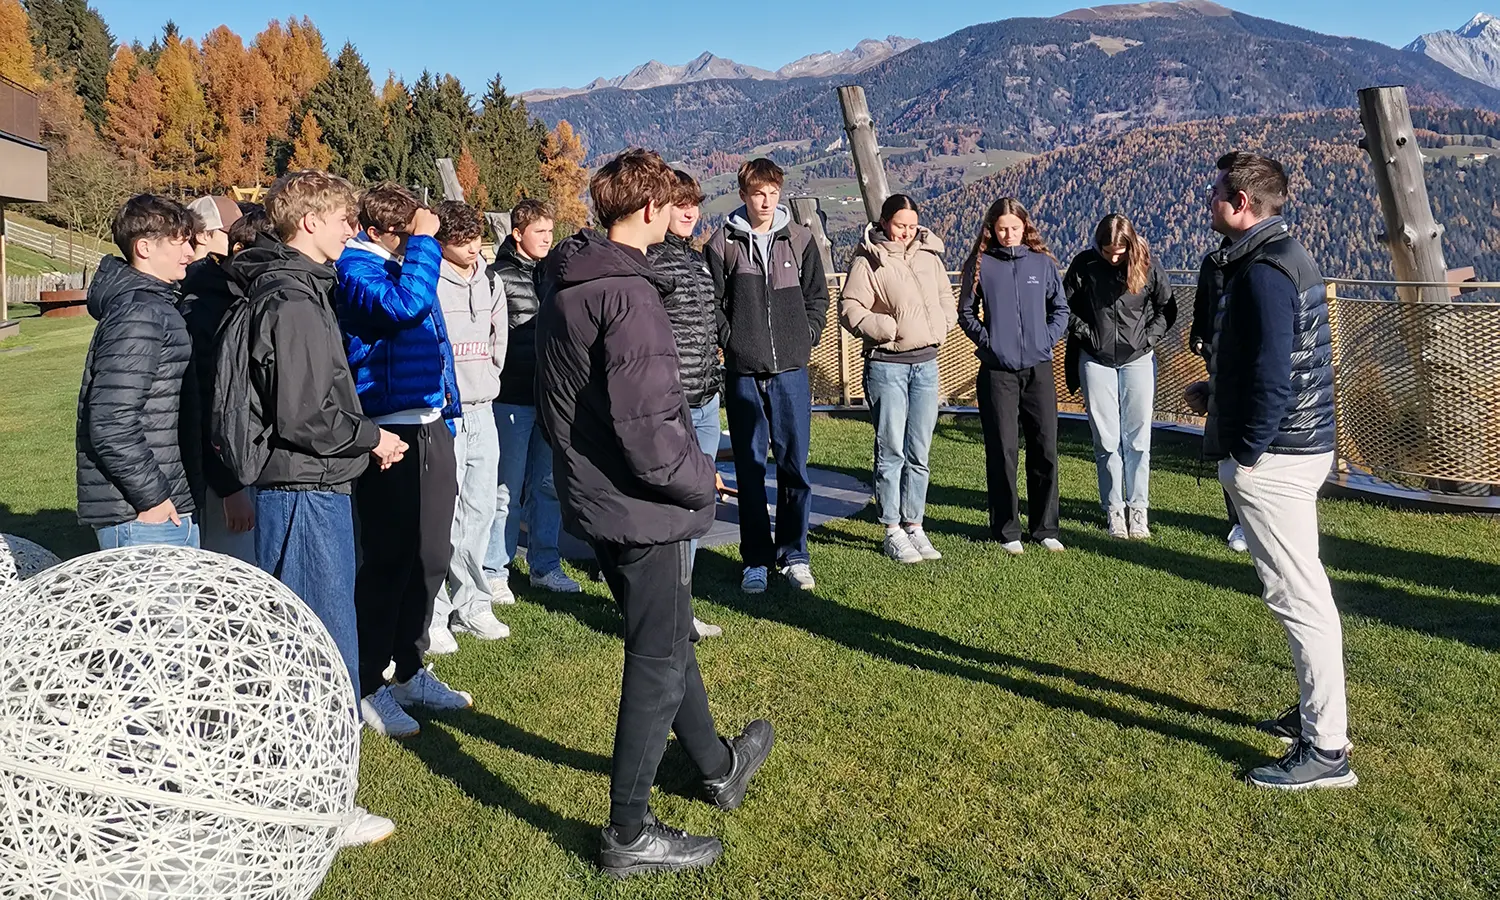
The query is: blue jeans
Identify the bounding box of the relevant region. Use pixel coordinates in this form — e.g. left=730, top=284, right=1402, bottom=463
left=724, top=368, right=812, bottom=569
left=486, top=402, right=563, bottom=580
left=688, top=394, right=722, bottom=566
left=95, top=515, right=200, bottom=550
left=433, top=408, right=501, bottom=628
left=864, top=359, right=940, bottom=526
left=255, top=489, right=360, bottom=701
left=1080, top=350, right=1155, bottom=512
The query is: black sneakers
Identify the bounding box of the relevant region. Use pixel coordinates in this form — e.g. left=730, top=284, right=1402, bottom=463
left=598, top=810, right=723, bottom=879
left=1257, top=703, right=1302, bottom=745
left=703, top=719, right=775, bottom=811
left=1247, top=739, right=1359, bottom=791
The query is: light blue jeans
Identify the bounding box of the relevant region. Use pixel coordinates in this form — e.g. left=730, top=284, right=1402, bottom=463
left=864, top=359, right=940, bottom=526
left=1080, top=350, right=1155, bottom=513
left=433, top=408, right=500, bottom=628
left=96, top=515, right=200, bottom=550
left=486, top=402, right=563, bottom=580
left=688, top=394, right=722, bottom=566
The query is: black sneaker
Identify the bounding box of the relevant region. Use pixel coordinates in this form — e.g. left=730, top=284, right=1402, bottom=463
left=598, top=810, right=722, bottom=879
left=703, top=718, right=775, bottom=811
left=1247, top=739, right=1359, bottom=791
left=1257, top=703, right=1302, bottom=745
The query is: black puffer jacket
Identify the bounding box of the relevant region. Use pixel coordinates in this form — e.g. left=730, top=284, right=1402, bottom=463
left=1064, top=249, right=1176, bottom=367
left=227, top=238, right=380, bottom=492
left=536, top=231, right=716, bottom=546
left=492, top=236, right=542, bottom=406
left=647, top=232, right=722, bottom=408
left=76, top=256, right=200, bottom=527
left=179, top=255, right=245, bottom=499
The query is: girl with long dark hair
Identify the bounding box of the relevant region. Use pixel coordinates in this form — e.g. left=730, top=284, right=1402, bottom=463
left=957, top=198, right=1070, bottom=554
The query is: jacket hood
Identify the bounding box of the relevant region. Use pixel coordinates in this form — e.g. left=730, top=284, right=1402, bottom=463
left=542, top=230, right=673, bottom=296
left=857, top=222, right=945, bottom=267
left=225, top=235, right=337, bottom=294
left=87, top=255, right=177, bottom=319
left=726, top=204, right=791, bottom=237
left=1214, top=216, right=1288, bottom=269
left=496, top=235, right=539, bottom=271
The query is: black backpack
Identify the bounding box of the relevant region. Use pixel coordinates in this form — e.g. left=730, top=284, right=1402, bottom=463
left=209, top=276, right=296, bottom=486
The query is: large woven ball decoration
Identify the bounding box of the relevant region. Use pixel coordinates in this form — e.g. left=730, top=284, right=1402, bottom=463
left=0, top=546, right=361, bottom=899
left=0, top=533, right=61, bottom=588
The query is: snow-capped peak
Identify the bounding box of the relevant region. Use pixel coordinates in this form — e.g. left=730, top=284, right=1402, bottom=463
left=1457, top=12, right=1500, bottom=38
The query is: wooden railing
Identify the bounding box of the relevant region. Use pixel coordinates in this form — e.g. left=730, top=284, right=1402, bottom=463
left=0, top=76, right=40, bottom=145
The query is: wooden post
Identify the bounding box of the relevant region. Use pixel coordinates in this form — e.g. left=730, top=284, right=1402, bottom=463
left=435, top=158, right=464, bottom=202
left=1, top=203, right=8, bottom=329
left=789, top=197, right=849, bottom=405
left=837, top=85, right=890, bottom=225
left=1358, top=86, right=1449, bottom=303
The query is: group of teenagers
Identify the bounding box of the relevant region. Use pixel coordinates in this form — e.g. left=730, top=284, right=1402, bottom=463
left=69, top=143, right=1353, bottom=878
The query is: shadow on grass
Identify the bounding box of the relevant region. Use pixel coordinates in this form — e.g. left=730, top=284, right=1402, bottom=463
left=0, top=504, right=94, bottom=560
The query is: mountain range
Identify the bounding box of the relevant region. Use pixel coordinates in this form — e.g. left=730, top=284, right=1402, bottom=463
left=519, top=37, right=921, bottom=102
left=1406, top=14, right=1500, bottom=89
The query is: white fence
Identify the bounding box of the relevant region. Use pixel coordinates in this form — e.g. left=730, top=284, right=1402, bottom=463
left=5, top=272, right=86, bottom=307
left=5, top=221, right=108, bottom=270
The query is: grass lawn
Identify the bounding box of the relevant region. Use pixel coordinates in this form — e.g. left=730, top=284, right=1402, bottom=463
left=2, top=314, right=1498, bottom=898
left=4, top=242, right=80, bottom=277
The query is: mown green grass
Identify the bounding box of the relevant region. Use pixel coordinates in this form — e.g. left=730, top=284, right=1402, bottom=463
left=4, top=242, right=80, bottom=277
left=2, top=314, right=1498, bottom=899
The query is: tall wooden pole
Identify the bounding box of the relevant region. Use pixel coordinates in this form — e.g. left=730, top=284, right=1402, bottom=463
left=1, top=203, right=9, bottom=329
left=837, top=85, right=890, bottom=225
left=789, top=197, right=850, bottom=406
left=1358, top=86, right=1449, bottom=304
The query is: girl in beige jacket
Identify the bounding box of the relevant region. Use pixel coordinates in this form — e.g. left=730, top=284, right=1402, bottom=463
left=839, top=194, right=958, bottom=564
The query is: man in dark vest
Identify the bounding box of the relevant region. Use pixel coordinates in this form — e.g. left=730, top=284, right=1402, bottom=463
left=1205, top=151, right=1354, bottom=790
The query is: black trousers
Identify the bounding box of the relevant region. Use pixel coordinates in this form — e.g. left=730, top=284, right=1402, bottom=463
left=976, top=363, right=1061, bottom=542
left=593, top=540, right=729, bottom=829
left=354, top=421, right=458, bottom=696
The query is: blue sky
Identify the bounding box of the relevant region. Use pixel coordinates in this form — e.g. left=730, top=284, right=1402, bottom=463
left=88, top=0, right=1494, bottom=95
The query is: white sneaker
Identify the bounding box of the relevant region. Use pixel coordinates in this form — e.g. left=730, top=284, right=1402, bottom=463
left=340, top=807, right=395, bottom=847
left=781, top=563, right=816, bottom=591
left=1228, top=524, right=1249, bottom=553
left=904, top=525, right=942, bottom=560
left=424, top=624, right=459, bottom=656
left=1107, top=509, right=1129, bottom=539
left=530, top=568, right=582, bottom=593
left=1041, top=538, right=1066, bottom=552
left=390, top=665, right=474, bottom=711
left=452, top=606, right=511, bottom=640
left=361, top=686, right=420, bottom=738
left=693, top=617, right=722, bottom=639
left=1001, top=540, right=1025, bottom=556
left=1128, top=508, right=1151, bottom=540
left=741, top=566, right=768, bottom=594
left=883, top=528, right=923, bottom=564
left=488, top=576, right=516, bottom=605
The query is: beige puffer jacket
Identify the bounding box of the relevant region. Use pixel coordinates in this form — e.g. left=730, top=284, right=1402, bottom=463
left=839, top=224, right=957, bottom=355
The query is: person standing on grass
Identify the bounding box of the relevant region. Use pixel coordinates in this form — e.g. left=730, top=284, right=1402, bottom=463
left=646, top=169, right=724, bottom=638
left=423, top=200, right=512, bottom=654
left=76, top=194, right=202, bottom=550
left=1065, top=214, right=1176, bottom=541
left=537, top=149, right=774, bottom=878
left=838, top=193, right=955, bottom=564
left=1204, top=151, right=1353, bottom=791
left=957, top=197, right=1069, bottom=556
left=705, top=158, right=829, bottom=594
left=1191, top=243, right=1250, bottom=554
left=337, top=183, right=473, bottom=739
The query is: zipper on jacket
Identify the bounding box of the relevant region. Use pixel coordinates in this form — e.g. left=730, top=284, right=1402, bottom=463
left=752, top=231, right=779, bottom=372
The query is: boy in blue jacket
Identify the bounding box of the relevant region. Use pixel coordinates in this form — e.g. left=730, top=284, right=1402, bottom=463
left=336, top=183, right=471, bottom=739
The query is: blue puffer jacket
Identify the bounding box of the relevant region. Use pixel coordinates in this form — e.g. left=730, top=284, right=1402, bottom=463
left=958, top=245, right=1069, bottom=372
left=335, top=235, right=461, bottom=422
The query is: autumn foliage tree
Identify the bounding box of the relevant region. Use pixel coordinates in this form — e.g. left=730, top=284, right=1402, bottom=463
left=541, top=120, right=590, bottom=232
left=0, top=0, right=41, bottom=87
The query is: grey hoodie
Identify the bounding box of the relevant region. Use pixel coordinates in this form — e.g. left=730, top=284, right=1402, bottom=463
left=726, top=204, right=792, bottom=278
left=438, top=258, right=507, bottom=407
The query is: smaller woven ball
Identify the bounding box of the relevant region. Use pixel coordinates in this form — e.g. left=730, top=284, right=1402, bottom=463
left=0, top=533, right=60, bottom=588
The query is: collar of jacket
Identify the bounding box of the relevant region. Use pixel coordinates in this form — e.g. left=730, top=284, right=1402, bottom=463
left=86, top=255, right=178, bottom=319
left=1212, top=216, right=1288, bottom=270
left=543, top=230, right=675, bottom=297
left=858, top=222, right=945, bottom=267
left=985, top=244, right=1033, bottom=262
left=495, top=235, right=539, bottom=272
left=346, top=234, right=400, bottom=263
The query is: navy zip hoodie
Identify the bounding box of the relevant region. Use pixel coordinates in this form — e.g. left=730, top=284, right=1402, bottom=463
left=958, top=244, right=1069, bottom=372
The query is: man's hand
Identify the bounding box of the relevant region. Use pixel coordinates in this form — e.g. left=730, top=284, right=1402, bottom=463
left=410, top=207, right=440, bottom=238
left=223, top=490, right=255, bottom=534
left=138, top=498, right=181, bottom=526
left=372, top=429, right=409, bottom=470
left=1184, top=380, right=1210, bottom=415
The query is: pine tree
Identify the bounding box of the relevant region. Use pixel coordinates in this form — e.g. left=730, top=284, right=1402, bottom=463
left=103, top=44, right=160, bottom=175
left=200, top=25, right=276, bottom=189
left=455, top=145, right=488, bottom=209
left=252, top=17, right=329, bottom=165
left=153, top=30, right=211, bottom=192
left=541, top=120, right=590, bottom=232
left=303, top=42, right=381, bottom=184
left=472, top=75, right=547, bottom=209
left=289, top=111, right=332, bottom=171
left=23, top=0, right=115, bottom=126
left=407, top=72, right=474, bottom=198
left=1, top=0, right=41, bottom=87
left=372, top=72, right=413, bottom=186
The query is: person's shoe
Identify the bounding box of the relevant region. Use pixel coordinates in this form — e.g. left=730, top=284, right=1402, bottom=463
left=1247, top=739, right=1358, bottom=791
left=781, top=563, right=816, bottom=591
left=883, top=528, right=923, bottom=564
left=693, top=617, right=722, bottom=639
left=452, top=606, right=511, bottom=640
left=360, top=687, right=420, bottom=738
left=339, top=807, right=395, bottom=847
left=1228, top=524, right=1250, bottom=553
left=1107, top=509, right=1129, bottom=539
left=703, top=719, right=775, bottom=811
left=424, top=624, right=459, bottom=656
left=531, top=568, right=582, bottom=593
left=1001, top=540, right=1025, bottom=556
left=904, top=525, right=942, bottom=560
left=1257, top=703, right=1302, bottom=745
left=741, top=566, right=768, bottom=594
left=598, top=810, right=722, bottom=879
left=1128, top=508, right=1151, bottom=540
left=1040, top=538, right=1066, bottom=552
left=390, top=665, right=474, bottom=712
left=488, top=576, right=516, bottom=605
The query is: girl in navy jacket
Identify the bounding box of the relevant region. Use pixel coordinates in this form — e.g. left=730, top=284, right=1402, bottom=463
left=958, top=198, right=1068, bottom=553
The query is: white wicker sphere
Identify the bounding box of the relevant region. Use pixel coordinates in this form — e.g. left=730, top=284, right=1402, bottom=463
left=0, top=533, right=61, bottom=588
left=0, top=546, right=361, bottom=899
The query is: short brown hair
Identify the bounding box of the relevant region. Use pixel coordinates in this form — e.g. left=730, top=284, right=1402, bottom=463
left=590, top=148, right=676, bottom=228
left=510, top=198, right=555, bottom=234
left=265, top=171, right=358, bottom=242
left=737, top=158, right=784, bottom=194
left=434, top=200, right=484, bottom=246
left=1216, top=151, right=1288, bottom=216
left=671, top=169, right=705, bottom=207
left=112, top=194, right=195, bottom=261
left=359, top=182, right=422, bottom=234
left=227, top=205, right=276, bottom=252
